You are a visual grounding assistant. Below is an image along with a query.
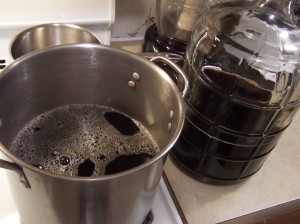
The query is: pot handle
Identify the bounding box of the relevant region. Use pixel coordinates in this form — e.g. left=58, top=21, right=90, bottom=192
left=0, top=159, right=31, bottom=188
left=149, top=56, right=189, bottom=98
left=137, top=52, right=184, bottom=62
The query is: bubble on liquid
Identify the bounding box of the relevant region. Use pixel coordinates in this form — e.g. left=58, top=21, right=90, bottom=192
left=52, top=151, right=59, bottom=156
left=59, top=156, right=70, bottom=165
left=34, top=165, right=44, bottom=170
left=56, top=121, right=65, bottom=127
left=33, top=127, right=41, bottom=131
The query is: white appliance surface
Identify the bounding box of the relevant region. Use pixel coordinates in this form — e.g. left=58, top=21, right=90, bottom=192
left=1, top=0, right=114, bottom=27
left=0, top=0, right=115, bottom=71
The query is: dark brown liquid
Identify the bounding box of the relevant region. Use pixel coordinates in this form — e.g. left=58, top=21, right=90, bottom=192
left=171, top=66, right=298, bottom=184
left=78, top=159, right=95, bottom=176
left=11, top=104, right=160, bottom=177
left=104, top=111, right=140, bottom=135
left=105, top=153, right=152, bottom=175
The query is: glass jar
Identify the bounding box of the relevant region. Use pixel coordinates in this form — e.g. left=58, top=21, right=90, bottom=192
left=171, top=0, right=300, bottom=185
left=156, top=0, right=218, bottom=43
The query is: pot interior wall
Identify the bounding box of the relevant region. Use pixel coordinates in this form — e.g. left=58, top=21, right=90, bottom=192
left=0, top=44, right=183, bottom=155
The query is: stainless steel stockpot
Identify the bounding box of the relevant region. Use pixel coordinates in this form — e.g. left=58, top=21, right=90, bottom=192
left=0, top=44, right=187, bottom=224
left=10, top=23, right=103, bottom=60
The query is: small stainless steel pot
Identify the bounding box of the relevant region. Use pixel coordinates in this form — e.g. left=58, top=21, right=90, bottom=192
left=10, top=23, right=103, bottom=60
left=0, top=44, right=187, bottom=224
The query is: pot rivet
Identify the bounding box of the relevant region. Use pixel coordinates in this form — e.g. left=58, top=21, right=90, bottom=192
left=128, top=80, right=136, bottom=88
left=167, top=122, right=172, bottom=132
left=132, top=72, right=140, bottom=81
left=169, top=110, right=174, bottom=120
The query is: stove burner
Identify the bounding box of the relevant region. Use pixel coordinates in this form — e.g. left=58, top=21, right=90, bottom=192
left=142, top=211, right=153, bottom=224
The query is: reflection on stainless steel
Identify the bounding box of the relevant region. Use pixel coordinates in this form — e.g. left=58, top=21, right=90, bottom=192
left=137, top=52, right=184, bottom=61
left=10, top=23, right=103, bottom=59
left=149, top=55, right=189, bottom=98
left=0, top=159, right=30, bottom=189
left=0, top=170, right=186, bottom=224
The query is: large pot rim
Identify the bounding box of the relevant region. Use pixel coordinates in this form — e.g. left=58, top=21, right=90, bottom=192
left=9, top=23, right=103, bottom=60
left=0, top=43, right=185, bottom=181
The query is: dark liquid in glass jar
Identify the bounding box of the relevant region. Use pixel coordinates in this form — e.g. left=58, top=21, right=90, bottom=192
left=171, top=66, right=299, bottom=185
left=143, top=23, right=187, bottom=57
left=170, top=0, right=300, bottom=185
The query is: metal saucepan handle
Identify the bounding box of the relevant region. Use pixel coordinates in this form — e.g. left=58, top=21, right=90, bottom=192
left=0, top=159, right=31, bottom=188
left=137, top=52, right=184, bottom=62
left=149, top=56, right=189, bottom=98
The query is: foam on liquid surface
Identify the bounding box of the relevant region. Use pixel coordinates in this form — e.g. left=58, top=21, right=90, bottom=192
left=11, top=104, right=160, bottom=177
